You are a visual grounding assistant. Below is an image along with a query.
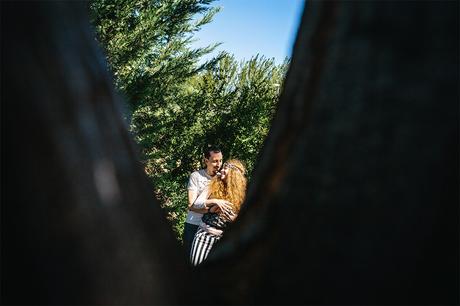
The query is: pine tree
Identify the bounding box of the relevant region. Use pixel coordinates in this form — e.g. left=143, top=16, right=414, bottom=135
left=89, top=0, right=288, bottom=238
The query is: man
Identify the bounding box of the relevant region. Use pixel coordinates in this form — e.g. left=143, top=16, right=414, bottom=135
left=183, top=145, right=223, bottom=255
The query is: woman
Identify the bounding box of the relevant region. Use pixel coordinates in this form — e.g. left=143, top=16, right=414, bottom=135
left=189, top=159, right=247, bottom=266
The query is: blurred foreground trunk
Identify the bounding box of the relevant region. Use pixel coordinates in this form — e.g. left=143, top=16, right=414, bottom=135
left=1, top=0, right=458, bottom=305
left=200, top=1, right=458, bottom=304
left=1, top=2, right=191, bottom=304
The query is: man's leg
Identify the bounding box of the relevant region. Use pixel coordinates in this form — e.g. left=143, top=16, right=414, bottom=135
left=183, top=222, right=199, bottom=256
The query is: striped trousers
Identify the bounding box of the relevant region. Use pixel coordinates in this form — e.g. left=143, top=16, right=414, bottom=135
left=190, top=228, right=221, bottom=266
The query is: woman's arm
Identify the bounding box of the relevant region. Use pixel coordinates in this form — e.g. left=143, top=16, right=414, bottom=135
left=189, top=194, right=231, bottom=213
left=188, top=207, right=208, bottom=213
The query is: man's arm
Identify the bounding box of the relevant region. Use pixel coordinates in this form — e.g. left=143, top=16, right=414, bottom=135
left=187, top=172, right=208, bottom=214
left=188, top=191, right=233, bottom=214
left=188, top=189, right=208, bottom=214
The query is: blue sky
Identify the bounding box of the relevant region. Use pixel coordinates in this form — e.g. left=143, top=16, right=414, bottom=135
left=191, top=0, right=306, bottom=64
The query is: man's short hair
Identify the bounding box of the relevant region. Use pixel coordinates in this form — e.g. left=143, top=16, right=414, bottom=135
left=203, top=144, right=222, bottom=159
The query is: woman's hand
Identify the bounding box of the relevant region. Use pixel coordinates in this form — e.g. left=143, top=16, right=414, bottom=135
left=208, top=199, right=238, bottom=222
left=222, top=209, right=237, bottom=222
left=208, top=199, right=232, bottom=215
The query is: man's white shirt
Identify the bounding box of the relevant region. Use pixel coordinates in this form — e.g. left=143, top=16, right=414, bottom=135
left=186, top=169, right=211, bottom=225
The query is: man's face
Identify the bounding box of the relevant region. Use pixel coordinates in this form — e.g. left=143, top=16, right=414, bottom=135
left=204, top=151, right=223, bottom=176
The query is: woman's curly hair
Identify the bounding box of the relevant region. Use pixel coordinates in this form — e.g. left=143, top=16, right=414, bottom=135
left=208, top=159, right=247, bottom=214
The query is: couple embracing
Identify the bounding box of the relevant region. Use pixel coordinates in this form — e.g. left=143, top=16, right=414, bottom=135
left=183, top=145, right=247, bottom=266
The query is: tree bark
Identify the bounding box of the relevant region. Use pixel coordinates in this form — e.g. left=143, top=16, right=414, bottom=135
left=198, top=1, right=458, bottom=304
left=2, top=2, right=192, bottom=304
left=1, top=0, right=458, bottom=305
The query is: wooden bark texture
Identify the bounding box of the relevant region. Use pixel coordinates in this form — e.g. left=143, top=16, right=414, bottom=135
left=198, top=1, right=458, bottom=304
left=2, top=2, right=192, bottom=304
left=2, top=0, right=458, bottom=305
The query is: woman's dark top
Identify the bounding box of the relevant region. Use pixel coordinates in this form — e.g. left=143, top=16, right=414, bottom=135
left=202, top=212, right=230, bottom=230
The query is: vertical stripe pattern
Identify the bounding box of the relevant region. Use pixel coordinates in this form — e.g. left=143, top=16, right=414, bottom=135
left=190, top=228, right=221, bottom=266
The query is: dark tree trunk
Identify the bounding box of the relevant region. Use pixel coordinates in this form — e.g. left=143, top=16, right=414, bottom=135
left=2, top=0, right=458, bottom=305
left=2, top=2, right=191, bottom=304
left=198, top=1, right=458, bottom=304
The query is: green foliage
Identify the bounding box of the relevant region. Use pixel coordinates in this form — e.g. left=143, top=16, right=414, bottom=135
left=182, top=54, right=288, bottom=175
left=89, top=0, right=288, bottom=241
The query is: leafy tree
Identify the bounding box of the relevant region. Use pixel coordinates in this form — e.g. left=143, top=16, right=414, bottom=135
left=89, top=0, right=222, bottom=112
left=139, top=53, right=287, bottom=239
left=89, top=0, right=287, bottom=239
